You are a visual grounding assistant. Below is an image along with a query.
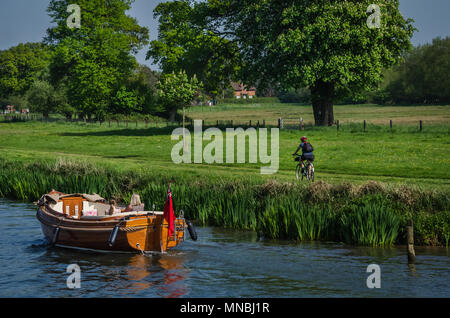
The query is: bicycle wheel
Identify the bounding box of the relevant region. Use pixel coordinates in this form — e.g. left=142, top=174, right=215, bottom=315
left=308, top=163, right=315, bottom=182
left=296, top=164, right=302, bottom=181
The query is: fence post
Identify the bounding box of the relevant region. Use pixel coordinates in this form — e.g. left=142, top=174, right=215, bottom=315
left=390, top=120, right=393, bottom=130
left=363, top=120, right=366, bottom=132
left=407, top=219, right=416, bottom=264
left=249, top=120, right=252, bottom=127
left=419, top=120, right=423, bottom=132
left=263, top=120, right=266, bottom=128
left=337, top=120, right=340, bottom=131
left=278, top=117, right=283, bottom=129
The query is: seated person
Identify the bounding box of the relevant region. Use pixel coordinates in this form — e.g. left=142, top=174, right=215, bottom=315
left=121, top=204, right=133, bottom=213
left=129, top=193, right=145, bottom=211
left=109, top=200, right=122, bottom=215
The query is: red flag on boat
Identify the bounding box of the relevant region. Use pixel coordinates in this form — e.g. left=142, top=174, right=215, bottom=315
left=163, top=183, right=175, bottom=236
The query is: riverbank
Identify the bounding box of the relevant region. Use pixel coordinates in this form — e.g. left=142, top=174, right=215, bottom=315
left=0, top=158, right=448, bottom=246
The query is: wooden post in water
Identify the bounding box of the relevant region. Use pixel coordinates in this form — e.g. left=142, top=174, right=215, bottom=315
left=407, top=219, right=416, bottom=264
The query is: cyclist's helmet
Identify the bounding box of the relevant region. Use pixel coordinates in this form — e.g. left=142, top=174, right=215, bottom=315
left=301, top=136, right=307, bottom=142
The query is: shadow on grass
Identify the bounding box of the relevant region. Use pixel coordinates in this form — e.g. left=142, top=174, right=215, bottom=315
left=102, top=155, right=142, bottom=159
left=59, top=126, right=178, bottom=137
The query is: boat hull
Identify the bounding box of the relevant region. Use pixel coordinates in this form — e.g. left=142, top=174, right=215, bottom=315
left=37, top=205, right=185, bottom=253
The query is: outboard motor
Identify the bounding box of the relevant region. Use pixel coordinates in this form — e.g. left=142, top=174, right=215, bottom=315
left=186, top=220, right=198, bottom=241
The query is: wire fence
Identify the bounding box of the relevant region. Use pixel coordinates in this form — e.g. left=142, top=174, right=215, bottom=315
left=0, top=113, right=432, bottom=133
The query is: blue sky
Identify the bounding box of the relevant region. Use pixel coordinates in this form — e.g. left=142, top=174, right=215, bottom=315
left=1, top=0, right=449, bottom=69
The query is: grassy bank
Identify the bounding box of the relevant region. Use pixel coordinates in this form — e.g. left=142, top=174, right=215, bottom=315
left=0, top=158, right=448, bottom=246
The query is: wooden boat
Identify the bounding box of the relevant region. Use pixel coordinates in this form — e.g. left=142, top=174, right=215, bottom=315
left=35, top=191, right=195, bottom=253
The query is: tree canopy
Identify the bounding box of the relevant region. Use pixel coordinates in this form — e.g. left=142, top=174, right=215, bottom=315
left=147, top=1, right=240, bottom=98
left=158, top=70, right=202, bottom=121
left=383, top=37, right=450, bottom=104
left=45, top=0, right=149, bottom=118
left=0, top=43, right=50, bottom=98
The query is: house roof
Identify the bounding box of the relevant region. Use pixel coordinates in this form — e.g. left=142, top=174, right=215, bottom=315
left=231, top=81, right=256, bottom=91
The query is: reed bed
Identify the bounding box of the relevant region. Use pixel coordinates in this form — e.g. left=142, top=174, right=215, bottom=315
left=0, top=158, right=448, bottom=246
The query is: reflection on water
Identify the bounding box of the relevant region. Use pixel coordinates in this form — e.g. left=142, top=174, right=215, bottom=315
left=0, top=199, right=449, bottom=298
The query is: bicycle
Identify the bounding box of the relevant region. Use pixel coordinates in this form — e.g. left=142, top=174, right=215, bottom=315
left=294, top=155, right=315, bottom=182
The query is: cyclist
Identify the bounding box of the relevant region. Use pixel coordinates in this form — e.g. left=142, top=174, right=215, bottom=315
left=293, top=136, right=315, bottom=174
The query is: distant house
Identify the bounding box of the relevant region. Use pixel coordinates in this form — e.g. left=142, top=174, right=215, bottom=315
left=231, top=82, right=256, bottom=99
left=6, top=105, right=15, bottom=113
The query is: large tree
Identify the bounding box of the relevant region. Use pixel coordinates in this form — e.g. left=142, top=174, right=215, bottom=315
left=228, top=0, right=415, bottom=125
left=153, top=0, right=415, bottom=126
left=147, top=1, right=240, bottom=98
left=45, top=0, right=149, bottom=119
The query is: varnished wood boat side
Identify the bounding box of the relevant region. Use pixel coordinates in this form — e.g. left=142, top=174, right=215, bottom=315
left=37, top=204, right=185, bottom=253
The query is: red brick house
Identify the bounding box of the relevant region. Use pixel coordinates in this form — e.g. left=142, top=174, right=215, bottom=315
left=231, top=82, right=256, bottom=99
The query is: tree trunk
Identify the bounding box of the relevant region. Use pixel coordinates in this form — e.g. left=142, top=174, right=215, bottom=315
left=168, top=108, right=177, bottom=122
left=311, top=80, right=335, bottom=126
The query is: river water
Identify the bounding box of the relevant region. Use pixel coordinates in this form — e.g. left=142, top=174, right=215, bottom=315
left=0, top=199, right=448, bottom=298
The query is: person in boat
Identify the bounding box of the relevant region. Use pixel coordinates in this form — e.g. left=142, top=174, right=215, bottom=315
left=109, top=200, right=122, bottom=215
left=109, top=194, right=144, bottom=215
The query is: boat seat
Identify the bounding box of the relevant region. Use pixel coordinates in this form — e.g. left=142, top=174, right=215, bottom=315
left=79, top=211, right=163, bottom=220
left=113, top=211, right=164, bottom=217
left=82, top=201, right=111, bottom=217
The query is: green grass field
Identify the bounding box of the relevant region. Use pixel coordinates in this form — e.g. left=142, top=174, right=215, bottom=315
left=1, top=103, right=449, bottom=189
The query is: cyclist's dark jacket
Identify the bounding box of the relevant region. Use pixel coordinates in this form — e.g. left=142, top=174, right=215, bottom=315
left=300, top=142, right=314, bottom=162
